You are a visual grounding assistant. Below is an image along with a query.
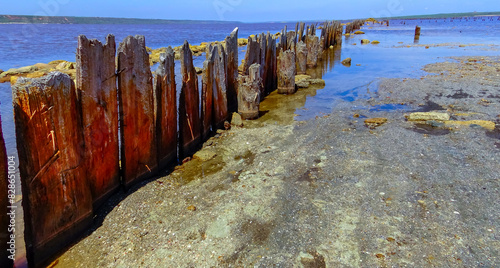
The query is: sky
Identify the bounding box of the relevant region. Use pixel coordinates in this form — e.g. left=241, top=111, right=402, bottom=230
left=2, top=0, right=499, bottom=22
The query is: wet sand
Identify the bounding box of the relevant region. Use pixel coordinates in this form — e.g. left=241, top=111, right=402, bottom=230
left=52, top=55, right=500, bottom=267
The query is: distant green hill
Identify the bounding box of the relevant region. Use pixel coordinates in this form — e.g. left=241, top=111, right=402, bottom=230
left=0, top=14, right=238, bottom=24
left=378, top=11, right=500, bottom=20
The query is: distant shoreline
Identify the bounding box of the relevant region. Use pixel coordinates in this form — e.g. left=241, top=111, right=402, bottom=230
left=1, top=11, right=499, bottom=25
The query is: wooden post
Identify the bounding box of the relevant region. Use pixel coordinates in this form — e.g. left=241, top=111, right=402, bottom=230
left=201, top=49, right=214, bottom=140
left=414, top=25, right=421, bottom=42
left=238, top=63, right=261, bottom=119
left=306, top=35, right=320, bottom=68
left=179, top=41, right=201, bottom=157
left=225, top=27, right=238, bottom=113
left=277, top=49, right=296, bottom=94
left=296, top=40, right=307, bottom=75
left=0, top=115, right=13, bottom=268
left=264, top=32, right=277, bottom=96
left=117, top=35, right=157, bottom=187
left=242, top=36, right=261, bottom=75
left=154, top=47, right=177, bottom=169
left=76, top=34, right=120, bottom=208
left=12, top=73, right=93, bottom=266
left=212, top=44, right=229, bottom=130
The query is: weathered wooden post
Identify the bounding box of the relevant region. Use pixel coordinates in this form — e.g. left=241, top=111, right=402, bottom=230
left=259, top=33, right=267, bottom=98
left=225, top=27, right=238, bottom=113
left=264, top=32, right=277, bottom=96
left=414, top=25, right=421, bottom=43
left=76, top=34, right=120, bottom=208
left=238, top=63, right=261, bottom=119
left=117, top=35, right=158, bottom=187
left=306, top=35, right=320, bottom=68
left=212, top=43, right=229, bottom=130
left=242, top=36, right=261, bottom=75
left=154, top=47, right=177, bottom=169
left=201, top=49, right=214, bottom=140
left=179, top=41, right=201, bottom=157
left=277, top=49, right=296, bottom=94
left=296, top=41, right=307, bottom=75
left=0, top=115, right=13, bottom=268
left=12, top=72, right=93, bottom=266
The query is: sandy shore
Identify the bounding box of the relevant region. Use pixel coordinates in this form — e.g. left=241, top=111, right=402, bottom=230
left=52, top=56, right=499, bottom=267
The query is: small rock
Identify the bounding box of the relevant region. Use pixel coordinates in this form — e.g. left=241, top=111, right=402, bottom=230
left=231, top=112, right=243, bottom=127
left=459, top=44, right=466, bottom=47
left=371, top=40, right=380, bottom=44
left=309, top=79, right=325, bottom=86
left=224, top=121, right=231, bottom=130
left=187, top=205, right=196, bottom=211
left=407, top=112, right=450, bottom=122
left=329, top=45, right=334, bottom=49
left=364, top=118, right=387, bottom=128
left=354, top=31, right=365, bottom=34
left=193, top=149, right=216, bottom=162
left=341, top=58, right=352, bottom=66
left=0, top=69, right=3, bottom=74
left=361, top=39, right=370, bottom=44
left=296, top=80, right=310, bottom=88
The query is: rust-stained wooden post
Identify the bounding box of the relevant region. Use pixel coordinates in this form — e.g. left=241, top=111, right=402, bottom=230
left=0, top=115, right=13, bottom=268
left=277, top=49, right=296, bottom=94
left=117, top=35, right=157, bottom=187
left=212, top=44, right=229, bottom=130
left=414, top=25, right=421, bottom=43
left=296, top=41, right=307, bottom=75
left=154, top=47, right=177, bottom=169
left=306, top=35, right=320, bottom=68
left=179, top=41, right=201, bottom=157
left=225, top=27, right=238, bottom=113
left=238, top=63, right=261, bottom=119
left=12, top=72, right=93, bottom=266
left=76, top=34, right=119, bottom=208
left=201, top=47, right=215, bottom=140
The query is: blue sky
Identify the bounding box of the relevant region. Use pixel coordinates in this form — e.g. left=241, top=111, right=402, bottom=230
left=2, top=0, right=499, bottom=22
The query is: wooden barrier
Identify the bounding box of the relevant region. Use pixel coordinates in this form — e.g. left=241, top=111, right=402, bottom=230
left=0, top=115, right=13, bottom=268
left=118, top=35, right=158, bottom=187
left=76, top=34, right=120, bottom=208
left=179, top=41, right=201, bottom=157
left=9, top=23, right=348, bottom=266
left=154, top=47, right=177, bottom=169
left=12, top=73, right=93, bottom=266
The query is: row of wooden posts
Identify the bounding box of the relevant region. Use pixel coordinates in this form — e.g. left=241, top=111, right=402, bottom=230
left=4, top=19, right=343, bottom=267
